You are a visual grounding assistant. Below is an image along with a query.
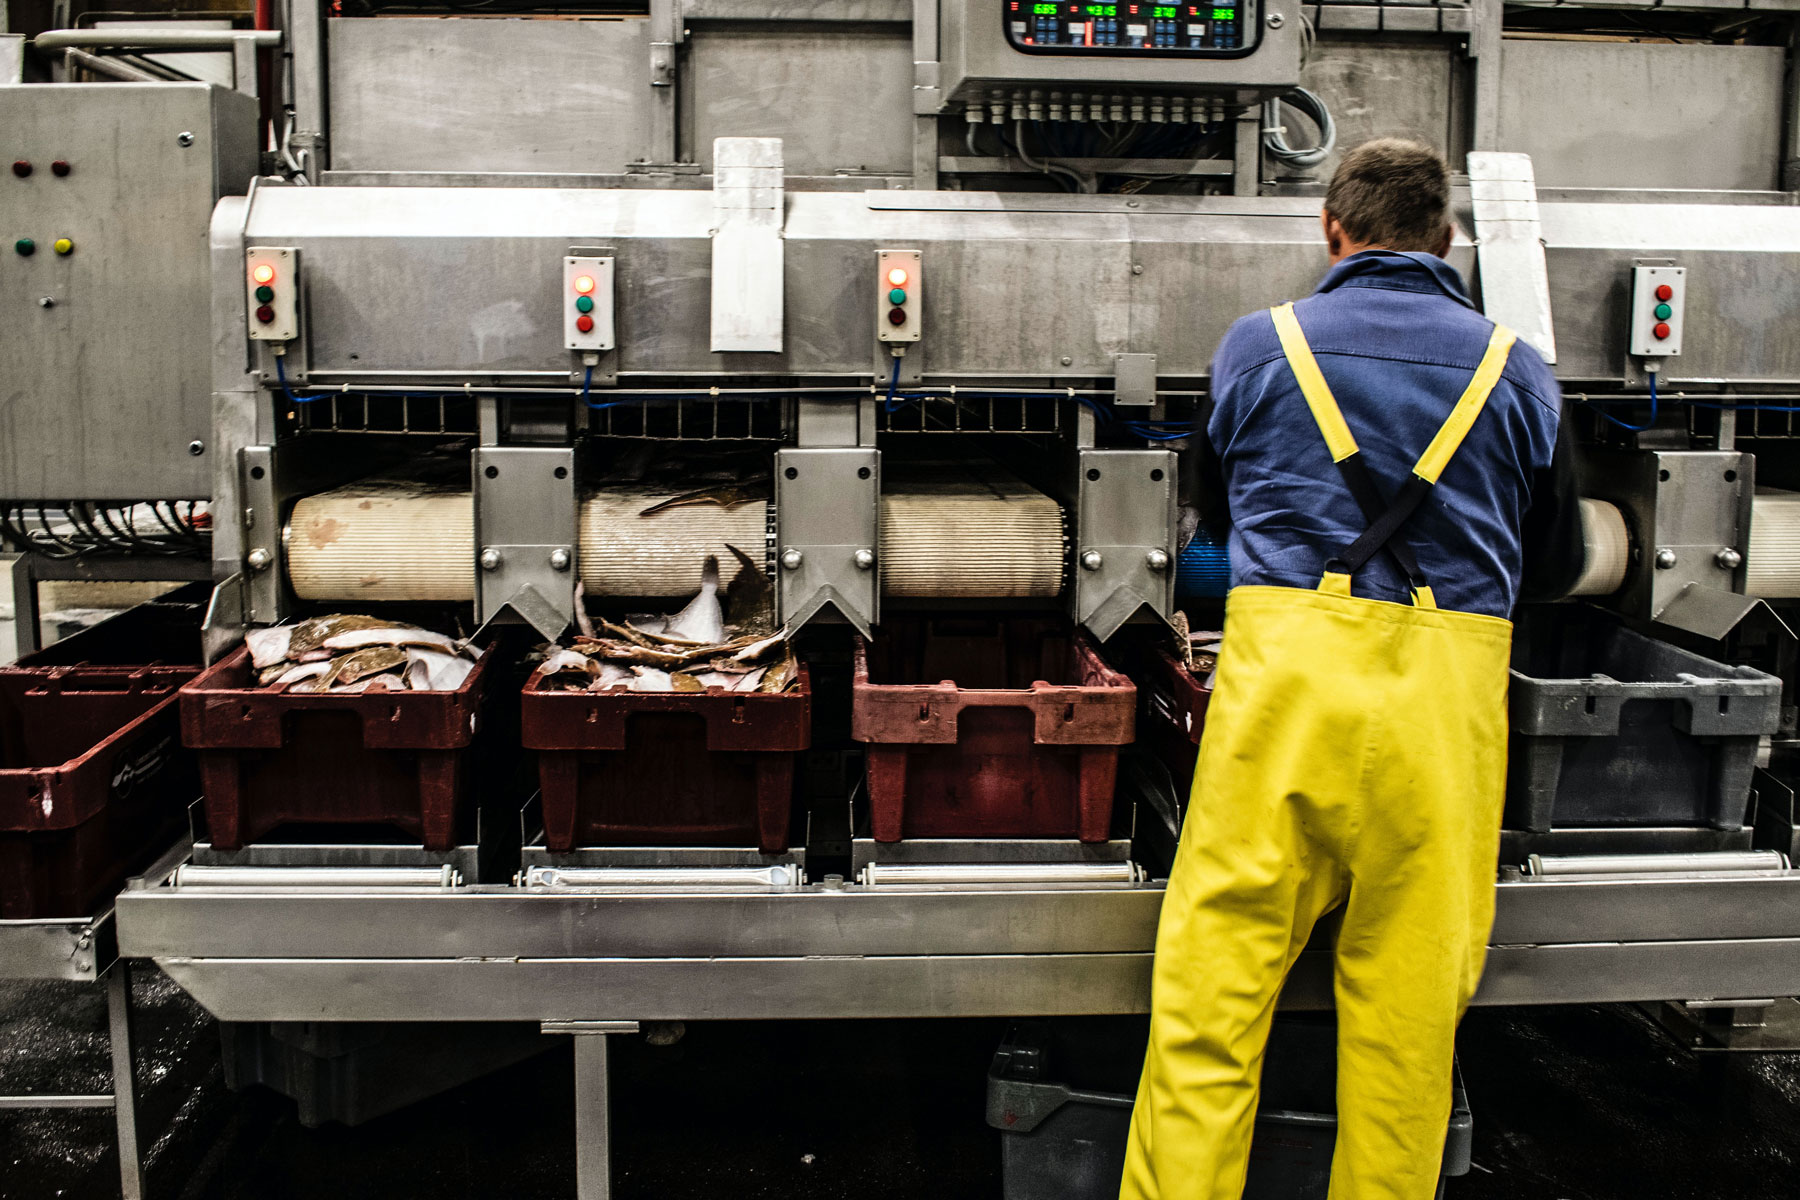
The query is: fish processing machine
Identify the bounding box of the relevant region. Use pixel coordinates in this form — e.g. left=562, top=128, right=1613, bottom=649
left=9, top=0, right=1800, bottom=1194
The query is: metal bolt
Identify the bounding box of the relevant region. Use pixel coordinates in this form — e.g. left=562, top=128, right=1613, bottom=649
left=479, top=548, right=502, bottom=571
left=188, top=440, right=205, bottom=456
left=245, top=548, right=272, bottom=572
left=853, top=548, right=875, bottom=570
left=1126, top=199, right=1139, bottom=209
left=1081, top=550, right=1104, bottom=572
left=1716, top=548, right=1744, bottom=571
left=1132, top=264, right=1144, bottom=275
left=177, top=131, right=195, bottom=147
left=549, top=548, right=572, bottom=571
left=1655, top=548, right=1679, bottom=570
left=1146, top=549, right=1171, bottom=572
left=37, top=296, right=54, bottom=308
left=780, top=548, right=804, bottom=571
left=1060, top=356, right=1073, bottom=366
left=1267, top=11, right=1285, bottom=26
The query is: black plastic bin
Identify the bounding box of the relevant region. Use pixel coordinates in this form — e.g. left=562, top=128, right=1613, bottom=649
left=1508, top=612, right=1782, bottom=832
left=987, top=1017, right=1471, bottom=1200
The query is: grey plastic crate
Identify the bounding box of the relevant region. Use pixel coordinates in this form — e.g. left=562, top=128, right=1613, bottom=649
left=986, top=1018, right=1470, bottom=1200
left=1509, top=614, right=1781, bottom=832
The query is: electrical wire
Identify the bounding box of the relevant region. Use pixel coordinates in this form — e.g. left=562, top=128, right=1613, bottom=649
left=274, top=353, right=326, bottom=404
left=1261, top=88, right=1336, bottom=170
left=1584, top=371, right=1661, bottom=432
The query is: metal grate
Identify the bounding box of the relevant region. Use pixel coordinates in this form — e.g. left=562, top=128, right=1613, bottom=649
left=587, top=396, right=788, bottom=440
left=877, top=393, right=1063, bottom=435
left=294, top=393, right=478, bottom=436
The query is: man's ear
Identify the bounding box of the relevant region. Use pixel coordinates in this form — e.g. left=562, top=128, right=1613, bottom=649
left=1321, top=210, right=1344, bottom=259
left=1433, top=222, right=1454, bottom=259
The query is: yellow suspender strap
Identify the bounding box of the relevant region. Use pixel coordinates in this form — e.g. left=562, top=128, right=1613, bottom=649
left=1269, top=302, right=1358, bottom=463
left=1412, top=323, right=1517, bottom=484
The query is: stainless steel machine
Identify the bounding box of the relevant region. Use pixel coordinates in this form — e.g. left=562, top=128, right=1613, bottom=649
left=9, top=0, right=1800, bottom=1194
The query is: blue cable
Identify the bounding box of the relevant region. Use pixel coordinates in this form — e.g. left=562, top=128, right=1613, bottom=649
left=883, top=355, right=905, bottom=413
left=273, top=353, right=325, bottom=405
left=1585, top=371, right=1660, bottom=433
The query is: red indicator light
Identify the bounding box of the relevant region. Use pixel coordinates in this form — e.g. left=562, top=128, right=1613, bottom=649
left=1654, top=284, right=1673, bottom=302
left=886, top=307, right=907, bottom=326
left=252, top=263, right=276, bottom=285
left=255, top=304, right=275, bottom=324
left=576, top=314, right=595, bottom=333
left=11, top=160, right=30, bottom=178
left=1653, top=322, right=1671, bottom=340
left=573, top=274, right=596, bottom=295
left=51, top=160, right=70, bottom=177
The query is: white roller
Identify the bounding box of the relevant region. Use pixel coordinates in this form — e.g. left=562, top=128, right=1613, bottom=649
left=881, top=467, right=1065, bottom=598
left=1568, top=498, right=1630, bottom=598
left=579, top=489, right=769, bottom=596
left=1749, top=491, right=1800, bottom=599
left=287, top=480, right=475, bottom=602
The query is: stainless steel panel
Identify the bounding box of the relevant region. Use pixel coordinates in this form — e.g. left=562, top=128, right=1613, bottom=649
left=328, top=18, right=655, bottom=174
left=681, top=27, right=914, bottom=175
left=0, top=84, right=257, bottom=500
left=0, top=914, right=111, bottom=982
left=1469, top=151, right=1555, bottom=363
left=1498, top=42, right=1785, bottom=191
left=1291, top=38, right=1458, bottom=184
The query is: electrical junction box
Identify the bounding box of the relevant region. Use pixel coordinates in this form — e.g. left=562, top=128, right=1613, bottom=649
left=938, top=0, right=1302, bottom=108
left=1629, top=264, right=1685, bottom=359
left=246, top=247, right=299, bottom=342
left=564, top=256, right=616, bottom=352
left=877, top=250, right=923, bottom=345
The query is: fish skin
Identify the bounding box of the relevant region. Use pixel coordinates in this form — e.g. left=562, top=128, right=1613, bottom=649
left=273, top=660, right=332, bottom=687
left=573, top=580, right=597, bottom=640
left=723, top=543, right=775, bottom=636
left=320, top=645, right=407, bottom=689
left=246, top=626, right=294, bottom=671
left=669, top=673, right=704, bottom=692
left=287, top=614, right=403, bottom=656
left=757, top=654, right=798, bottom=694
left=663, top=555, right=724, bottom=644
left=258, top=662, right=294, bottom=686
left=730, top=629, right=789, bottom=665
left=637, top=480, right=769, bottom=517
left=322, top=627, right=459, bottom=654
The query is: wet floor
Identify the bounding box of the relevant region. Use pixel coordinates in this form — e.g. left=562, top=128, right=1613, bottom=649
left=4, top=969, right=1800, bottom=1200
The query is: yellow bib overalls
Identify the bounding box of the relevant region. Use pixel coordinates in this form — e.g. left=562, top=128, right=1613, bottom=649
left=1122, top=303, right=1519, bottom=1200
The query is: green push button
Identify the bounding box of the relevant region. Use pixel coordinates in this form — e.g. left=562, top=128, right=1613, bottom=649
left=1654, top=302, right=1672, bottom=321
left=255, top=285, right=275, bottom=302
left=14, top=237, right=34, bottom=257
left=889, top=288, right=907, bottom=305
left=575, top=295, right=595, bottom=313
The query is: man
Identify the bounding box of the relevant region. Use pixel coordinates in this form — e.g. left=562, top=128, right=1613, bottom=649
left=1122, top=139, right=1584, bottom=1199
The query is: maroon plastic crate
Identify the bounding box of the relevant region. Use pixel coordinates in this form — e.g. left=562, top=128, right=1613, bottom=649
left=1140, top=647, right=1213, bottom=788
left=180, top=643, right=493, bottom=851
left=522, top=668, right=812, bottom=854
left=0, top=666, right=198, bottom=918
left=852, top=617, right=1135, bottom=843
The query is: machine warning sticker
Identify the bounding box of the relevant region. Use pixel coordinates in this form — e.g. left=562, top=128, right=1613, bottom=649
left=110, top=734, right=174, bottom=802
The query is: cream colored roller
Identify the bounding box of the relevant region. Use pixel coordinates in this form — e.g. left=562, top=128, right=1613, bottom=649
left=1748, top=491, right=1800, bottom=599
left=1568, top=498, right=1630, bottom=598
left=287, top=480, right=475, bottom=602
left=881, top=467, right=1066, bottom=598
left=579, top=489, right=769, bottom=596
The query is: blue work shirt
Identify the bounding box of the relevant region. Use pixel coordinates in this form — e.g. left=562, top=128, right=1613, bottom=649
left=1207, top=250, right=1566, bottom=618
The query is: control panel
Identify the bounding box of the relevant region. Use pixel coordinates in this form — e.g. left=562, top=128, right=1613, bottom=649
left=1009, top=0, right=1256, bottom=55
left=564, top=255, right=616, bottom=352
left=245, top=246, right=299, bottom=342
left=877, top=250, right=923, bottom=345
left=1629, top=264, right=1685, bottom=359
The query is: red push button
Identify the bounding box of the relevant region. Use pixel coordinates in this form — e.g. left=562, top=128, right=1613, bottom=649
left=1653, top=321, right=1671, bottom=340
left=575, top=314, right=595, bottom=333
left=51, top=160, right=70, bottom=177
left=255, top=304, right=275, bottom=324
left=11, top=161, right=30, bottom=178
left=886, top=306, right=907, bottom=326
left=1655, top=284, right=1673, bottom=302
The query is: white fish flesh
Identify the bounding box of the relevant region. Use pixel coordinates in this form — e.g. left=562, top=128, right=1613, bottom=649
left=538, top=648, right=596, bottom=678
left=274, top=660, right=332, bottom=688
left=662, top=555, right=725, bottom=644
left=246, top=626, right=293, bottom=670
left=729, top=629, right=788, bottom=665
left=590, top=662, right=633, bottom=691
left=323, top=626, right=460, bottom=654
left=406, top=647, right=475, bottom=691
left=628, top=667, right=674, bottom=692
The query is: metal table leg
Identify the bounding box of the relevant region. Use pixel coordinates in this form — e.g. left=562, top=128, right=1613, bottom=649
left=108, top=962, right=145, bottom=1200
left=543, top=1020, right=639, bottom=1200
left=9, top=551, right=41, bottom=657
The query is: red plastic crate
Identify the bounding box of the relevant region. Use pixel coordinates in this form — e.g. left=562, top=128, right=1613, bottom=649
left=180, top=644, right=493, bottom=851
left=0, top=666, right=198, bottom=918
left=1140, top=646, right=1213, bottom=788
left=852, top=618, right=1135, bottom=843
left=521, top=668, right=812, bottom=854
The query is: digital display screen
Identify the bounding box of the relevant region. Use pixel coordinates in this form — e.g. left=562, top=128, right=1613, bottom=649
left=1006, top=0, right=1254, bottom=54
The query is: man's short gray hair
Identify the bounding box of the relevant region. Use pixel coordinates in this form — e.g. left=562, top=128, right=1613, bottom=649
left=1323, top=138, right=1451, bottom=253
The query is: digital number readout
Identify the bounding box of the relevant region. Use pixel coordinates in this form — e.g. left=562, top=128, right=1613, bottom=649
left=1008, top=0, right=1251, bottom=53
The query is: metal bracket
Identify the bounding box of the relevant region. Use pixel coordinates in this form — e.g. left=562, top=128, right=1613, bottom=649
left=474, top=446, right=577, bottom=639
left=201, top=573, right=248, bottom=666
left=1113, top=353, right=1157, bottom=408
left=542, top=1020, right=640, bottom=1200
left=710, top=138, right=785, bottom=353
left=775, top=447, right=880, bottom=637
left=1467, top=152, right=1556, bottom=364
left=240, top=445, right=283, bottom=624
left=1074, top=449, right=1177, bottom=641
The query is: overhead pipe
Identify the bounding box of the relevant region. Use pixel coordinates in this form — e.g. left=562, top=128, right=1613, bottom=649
left=35, top=29, right=281, bottom=51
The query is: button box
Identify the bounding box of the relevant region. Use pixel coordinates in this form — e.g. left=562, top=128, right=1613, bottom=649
left=564, top=256, right=615, bottom=352
left=245, top=246, right=299, bottom=342
left=1629, top=264, right=1684, bottom=358
left=876, top=249, right=922, bottom=345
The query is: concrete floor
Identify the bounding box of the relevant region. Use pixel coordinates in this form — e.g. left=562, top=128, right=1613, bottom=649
left=5, top=968, right=1800, bottom=1199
